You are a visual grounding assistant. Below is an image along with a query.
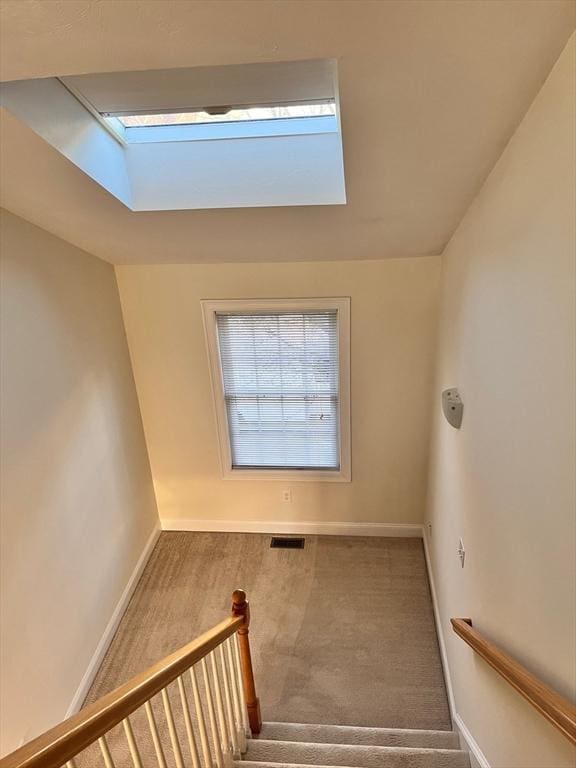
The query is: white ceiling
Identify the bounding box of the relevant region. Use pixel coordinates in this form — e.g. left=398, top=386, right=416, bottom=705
left=0, top=0, right=574, bottom=265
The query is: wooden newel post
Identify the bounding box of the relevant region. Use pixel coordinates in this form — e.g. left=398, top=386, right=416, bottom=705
left=231, top=589, right=262, bottom=734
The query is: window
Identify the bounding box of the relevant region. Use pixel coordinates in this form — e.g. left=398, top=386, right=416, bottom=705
left=101, top=101, right=338, bottom=144
left=110, top=101, right=336, bottom=128
left=202, top=299, right=351, bottom=480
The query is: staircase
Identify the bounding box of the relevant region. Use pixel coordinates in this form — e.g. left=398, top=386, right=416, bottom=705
left=0, top=590, right=469, bottom=768
left=239, top=722, right=469, bottom=768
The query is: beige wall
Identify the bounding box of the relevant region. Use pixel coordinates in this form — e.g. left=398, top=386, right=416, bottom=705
left=0, top=211, right=159, bottom=754
left=426, top=34, right=576, bottom=768
left=116, top=257, right=440, bottom=528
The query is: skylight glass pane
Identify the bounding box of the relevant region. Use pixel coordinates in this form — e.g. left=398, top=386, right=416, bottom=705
left=114, top=102, right=336, bottom=128
left=216, top=311, right=340, bottom=470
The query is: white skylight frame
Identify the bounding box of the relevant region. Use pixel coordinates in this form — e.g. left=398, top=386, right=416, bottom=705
left=202, top=298, right=351, bottom=482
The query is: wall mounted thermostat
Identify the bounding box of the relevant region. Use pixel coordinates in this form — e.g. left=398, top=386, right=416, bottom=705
left=442, top=388, right=463, bottom=429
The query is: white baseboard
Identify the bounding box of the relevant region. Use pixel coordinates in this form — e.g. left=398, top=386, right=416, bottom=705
left=421, top=526, right=456, bottom=718
left=454, top=713, right=491, bottom=768
left=66, top=522, right=161, bottom=716
left=422, top=528, right=491, bottom=767
left=161, top=518, right=424, bottom=538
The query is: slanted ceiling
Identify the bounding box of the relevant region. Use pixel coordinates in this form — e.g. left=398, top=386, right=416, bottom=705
left=0, top=0, right=574, bottom=265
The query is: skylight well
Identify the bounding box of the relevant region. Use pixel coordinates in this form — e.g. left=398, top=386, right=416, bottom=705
left=0, top=59, right=346, bottom=211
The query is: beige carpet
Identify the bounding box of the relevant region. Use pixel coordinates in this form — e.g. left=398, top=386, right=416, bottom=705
left=84, top=532, right=450, bottom=732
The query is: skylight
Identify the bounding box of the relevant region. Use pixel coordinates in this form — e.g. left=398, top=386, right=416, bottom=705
left=112, top=102, right=336, bottom=128
left=1, top=59, right=346, bottom=210
left=102, top=100, right=338, bottom=144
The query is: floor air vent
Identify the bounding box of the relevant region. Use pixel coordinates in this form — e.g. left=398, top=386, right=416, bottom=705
left=270, top=537, right=305, bottom=549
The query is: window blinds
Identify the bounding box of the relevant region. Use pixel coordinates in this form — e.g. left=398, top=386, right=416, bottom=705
left=216, top=311, right=340, bottom=470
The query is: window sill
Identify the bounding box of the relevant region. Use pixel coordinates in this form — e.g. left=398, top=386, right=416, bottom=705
left=221, top=467, right=351, bottom=482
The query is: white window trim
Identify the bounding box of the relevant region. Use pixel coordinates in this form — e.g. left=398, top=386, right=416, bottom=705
left=202, top=297, right=351, bottom=482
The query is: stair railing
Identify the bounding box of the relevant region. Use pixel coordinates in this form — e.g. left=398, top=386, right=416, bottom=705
left=0, top=589, right=262, bottom=768
left=451, top=618, right=576, bottom=745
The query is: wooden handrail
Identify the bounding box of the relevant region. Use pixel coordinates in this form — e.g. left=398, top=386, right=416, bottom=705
left=451, top=618, right=576, bottom=745
left=0, top=597, right=250, bottom=768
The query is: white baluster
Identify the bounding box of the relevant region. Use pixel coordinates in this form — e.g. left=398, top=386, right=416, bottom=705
left=98, top=736, right=116, bottom=768
left=201, top=656, right=225, bottom=768
left=190, top=664, right=213, bottom=768
left=210, top=650, right=232, bottom=761
left=145, top=700, right=168, bottom=768
left=219, top=644, right=240, bottom=757
left=177, top=675, right=201, bottom=768
left=161, top=687, right=185, bottom=768
left=232, top=632, right=250, bottom=735
left=122, top=716, right=143, bottom=768
left=226, top=637, right=247, bottom=753
left=65, top=760, right=78, bottom=768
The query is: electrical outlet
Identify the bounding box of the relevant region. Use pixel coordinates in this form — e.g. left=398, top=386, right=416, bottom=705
left=457, top=538, right=465, bottom=568
left=282, top=489, right=292, bottom=503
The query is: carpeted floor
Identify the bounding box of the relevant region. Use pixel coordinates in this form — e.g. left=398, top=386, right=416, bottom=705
left=85, top=532, right=450, bottom=732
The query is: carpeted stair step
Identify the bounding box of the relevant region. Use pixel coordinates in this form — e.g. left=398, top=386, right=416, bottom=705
left=238, top=762, right=467, bottom=768
left=258, top=722, right=460, bottom=750
left=242, top=740, right=470, bottom=768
